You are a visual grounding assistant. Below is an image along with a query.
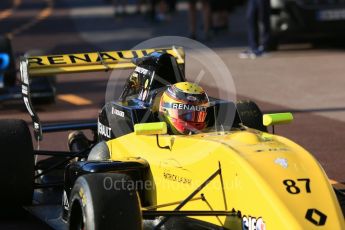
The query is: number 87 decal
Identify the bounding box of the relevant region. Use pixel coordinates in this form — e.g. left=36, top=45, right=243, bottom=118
left=283, top=178, right=311, bottom=194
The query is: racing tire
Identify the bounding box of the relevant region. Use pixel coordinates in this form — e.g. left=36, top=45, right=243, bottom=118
left=334, top=188, right=345, bottom=217
left=236, top=100, right=267, bottom=132
left=68, top=173, right=142, bottom=230
left=0, top=36, right=16, bottom=87
left=0, top=119, right=34, bottom=217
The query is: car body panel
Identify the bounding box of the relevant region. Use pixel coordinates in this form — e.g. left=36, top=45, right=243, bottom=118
left=107, top=130, right=345, bottom=229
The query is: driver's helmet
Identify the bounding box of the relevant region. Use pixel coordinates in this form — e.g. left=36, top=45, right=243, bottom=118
left=159, top=82, right=209, bottom=134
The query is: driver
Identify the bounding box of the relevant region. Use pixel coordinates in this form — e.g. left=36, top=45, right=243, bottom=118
left=159, top=82, right=209, bottom=134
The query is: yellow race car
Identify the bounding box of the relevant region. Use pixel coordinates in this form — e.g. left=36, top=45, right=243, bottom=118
left=0, top=47, right=343, bottom=230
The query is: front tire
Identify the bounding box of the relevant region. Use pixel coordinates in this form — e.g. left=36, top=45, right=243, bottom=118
left=0, top=119, right=34, bottom=217
left=69, top=173, right=142, bottom=230
left=334, top=188, right=345, bottom=217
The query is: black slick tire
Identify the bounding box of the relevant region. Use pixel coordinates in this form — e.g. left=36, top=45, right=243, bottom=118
left=334, top=188, right=345, bottom=217
left=0, top=119, right=34, bottom=217
left=69, top=173, right=142, bottom=230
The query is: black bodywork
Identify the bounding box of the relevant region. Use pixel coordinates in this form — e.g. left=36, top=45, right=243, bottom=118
left=98, top=52, right=185, bottom=140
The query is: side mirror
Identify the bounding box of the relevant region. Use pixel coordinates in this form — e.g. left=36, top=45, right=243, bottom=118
left=134, top=122, right=167, bottom=135
left=263, top=113, right=293, bottom=127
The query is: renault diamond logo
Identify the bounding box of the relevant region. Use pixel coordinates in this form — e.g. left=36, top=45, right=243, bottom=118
left=305, top=208, right=327, bottom=226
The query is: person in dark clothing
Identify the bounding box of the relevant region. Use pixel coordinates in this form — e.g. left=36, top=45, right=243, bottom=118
left=188, top=0, right=212, bottom=40
left=239, top=0, right=271, bottom=58
left=210, top=0, right=232, bottom=34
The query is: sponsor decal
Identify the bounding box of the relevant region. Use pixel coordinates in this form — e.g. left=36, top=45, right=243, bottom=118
left=242, top=216, right=266, bottom=230
left=186, top=95, right=197, bottom=101
left=135, top=66, right=149, bottom=75
left=79, top=188, right=87, bottom=207
left=62, top=190, right=69, bottom=210
left=29, top=52, right=135, bottom=66
left=111, top=107, right=125, bottom=118
left=20, top=60, right=29, bottom=84
left=98, top=121, right=112, bottom=138
left=27, top=48, right=181, bottom=67
left=305, top=208, right=327, bottom=226
left=22, top=85, right=28, bottom=95
left=318, top=9, right=345, bottom=21
left=274, top=157, right=288, bottom=168
left=34, top=122, right=40, bottom=130
left=256, top=147, right=289, bottom=153
left=23, top=96, right=34, bottom=116
left=171, top=103, right=207, bottom=112
left=144, top=79, right=149, bottom=88
left=163, top=171, right=192, bottom=184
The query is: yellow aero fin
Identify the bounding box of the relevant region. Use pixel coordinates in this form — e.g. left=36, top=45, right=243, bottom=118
left=263, top=113, right=293, bottom=126
left=134, top=122, right=167, bottom=135
left=28, top=47, right=185, bottom=76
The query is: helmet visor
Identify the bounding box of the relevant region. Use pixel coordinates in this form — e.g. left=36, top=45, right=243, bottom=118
left=169, top=109, right=207, bottom=123
left=162, top=102, right=207, bottom=123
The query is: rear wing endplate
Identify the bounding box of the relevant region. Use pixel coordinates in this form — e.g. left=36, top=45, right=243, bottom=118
left=20, top=47, right=185, bottom=141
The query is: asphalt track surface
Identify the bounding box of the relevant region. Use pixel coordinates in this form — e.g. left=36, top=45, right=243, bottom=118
left=1, top=0, right=345, bottom=228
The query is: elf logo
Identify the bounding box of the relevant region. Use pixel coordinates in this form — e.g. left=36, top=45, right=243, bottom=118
left=135, top=66, right=149, bottom=75
left=242, top=216, right=266, bottom=230
left=112, top=107, right=124, bottom=118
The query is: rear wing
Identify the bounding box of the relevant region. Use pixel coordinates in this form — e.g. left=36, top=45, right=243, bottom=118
left=20, top=47, right=185, bottom=141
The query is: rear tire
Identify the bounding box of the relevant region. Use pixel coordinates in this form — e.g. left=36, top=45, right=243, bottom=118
left=69, top=173, right=142, bottom=230
left=236, top=100, right=267, bottom=132
left=334, top=188, right=345, bottom=217
left=0, top=119, right=34, bottom=217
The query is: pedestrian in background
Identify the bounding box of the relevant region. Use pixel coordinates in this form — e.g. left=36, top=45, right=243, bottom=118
left=113, top=0, right=128, bottom=17
left=239, top=0, right=271, bottom=58
left=210, top=0, right=231, bottom=35
left=188, top=0, right=212, bottom=40
left=136, top=0, right=147, bottom=14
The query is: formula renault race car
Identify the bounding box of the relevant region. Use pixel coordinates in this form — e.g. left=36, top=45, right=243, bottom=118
left=0, top=35, right=56, bottom=104
left=0, top=47, right=344, bottom=230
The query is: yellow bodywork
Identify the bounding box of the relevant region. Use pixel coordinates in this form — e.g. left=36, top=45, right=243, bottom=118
left=106, top=129, right=344, bottom=229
